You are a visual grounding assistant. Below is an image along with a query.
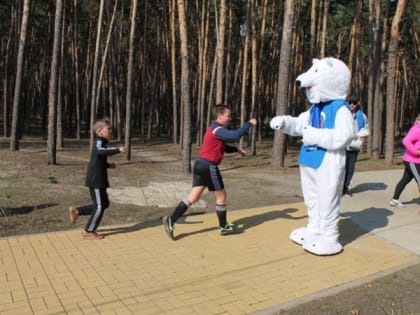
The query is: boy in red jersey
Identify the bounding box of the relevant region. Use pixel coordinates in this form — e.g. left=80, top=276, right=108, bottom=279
left=163, top=104, right=257, bottom=239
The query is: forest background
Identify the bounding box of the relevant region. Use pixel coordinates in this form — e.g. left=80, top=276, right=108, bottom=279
left=0, top=0, right=419, bottom=170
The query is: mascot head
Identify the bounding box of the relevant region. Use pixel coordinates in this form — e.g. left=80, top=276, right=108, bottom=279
left=296, top=57, right=350, bottom=104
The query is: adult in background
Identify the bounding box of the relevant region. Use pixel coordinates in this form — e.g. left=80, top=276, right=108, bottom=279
left=343, top=95, right=369, bottom=196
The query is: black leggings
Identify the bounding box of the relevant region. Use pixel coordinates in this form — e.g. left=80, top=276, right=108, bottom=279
left=392, top=161, right=420, bottom=200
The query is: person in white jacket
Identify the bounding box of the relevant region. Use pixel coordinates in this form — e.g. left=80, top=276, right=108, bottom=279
left=270, top=57, right=354, bottom=255
left=343, top=95, right=369, bottom=196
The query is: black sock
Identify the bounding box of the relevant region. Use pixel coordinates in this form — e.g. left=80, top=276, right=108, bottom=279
left=216, top=204, right=227, bottom=227
left=171, top=200, right=190, bottom=223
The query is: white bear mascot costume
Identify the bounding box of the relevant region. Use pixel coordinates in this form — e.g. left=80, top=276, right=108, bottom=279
left=270, top=57, right=353, bottom=255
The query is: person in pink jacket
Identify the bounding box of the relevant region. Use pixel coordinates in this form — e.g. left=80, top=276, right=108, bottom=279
left=390, top=114, right=420, bottom=207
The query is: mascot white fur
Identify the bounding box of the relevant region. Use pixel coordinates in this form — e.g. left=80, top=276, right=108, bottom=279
left=270, top=57, right=353, bottom=255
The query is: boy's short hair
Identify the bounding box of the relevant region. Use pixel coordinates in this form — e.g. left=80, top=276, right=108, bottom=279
left=213, top=104, right=231, bottom=118
left=92, top=117, right=111, bottom=133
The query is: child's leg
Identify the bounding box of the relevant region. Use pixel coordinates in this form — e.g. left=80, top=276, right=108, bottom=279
left=214, top=190, right=227, bottom=227
left=170, top=186, right=205, bottom=223
left=77, top=204, right=97, bottom=215
left=84, top=188, right=109, bottom=233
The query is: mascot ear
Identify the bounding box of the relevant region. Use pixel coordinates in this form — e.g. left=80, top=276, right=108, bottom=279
left=325, top=58, right=334, bottom=67
left=312, top=58, right=320, bottom=65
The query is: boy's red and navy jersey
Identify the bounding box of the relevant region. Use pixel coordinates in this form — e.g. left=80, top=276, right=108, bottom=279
left=198, top=120, right=252, bottom=164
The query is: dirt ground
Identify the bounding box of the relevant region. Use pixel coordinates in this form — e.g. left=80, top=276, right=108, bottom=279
left=0, top=138, right=419, bottom=314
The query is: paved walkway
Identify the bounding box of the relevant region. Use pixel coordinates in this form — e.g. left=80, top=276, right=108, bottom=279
left=0, top=170, right=419, bottom=315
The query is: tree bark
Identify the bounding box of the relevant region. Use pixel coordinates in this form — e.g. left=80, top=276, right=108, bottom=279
left=177, top=0, right=192, bottom=173
left=170, top=0, right=178, bottom=144
left=319, top=0, right=329, bottom=58
left=125, top=0, right=138, bottom=161
left=215, top=0, right=226, bottom=105
left=384, top=0, right=407, bottom=164
left=47, top=0, right=64, bottom=164
left=272, top=0, right=295, bottom=168
left=10, top=0, right=29, bottom=151
left=89, top=0, right=105, bottom=147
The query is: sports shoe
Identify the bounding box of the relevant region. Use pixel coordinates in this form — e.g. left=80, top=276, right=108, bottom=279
left=342, top=187, right=353, bottom=197
left=162, top=216, right=174, bottom=240
left=81, top=231, right=104, bottom=240
left=219, top=223, right=237, bottom=235
left=69, top=207, right=78, bottom=224
left=389, top=198, right=404, bottom=207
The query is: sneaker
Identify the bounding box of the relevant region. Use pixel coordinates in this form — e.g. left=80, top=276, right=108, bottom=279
left=81, top=231, right=104, bottom=240
left=389, top=198, right=404, bottom=207
left=69, top=207, right=78, bottom=224
left=162, top=216, right=174, bottom=240
left=342, top=188, right=353, bottom=197
left=219, top=223, right=237, bottom=235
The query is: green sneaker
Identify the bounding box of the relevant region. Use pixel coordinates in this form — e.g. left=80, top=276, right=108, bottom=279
left=219, top=223, right=237, bottom=235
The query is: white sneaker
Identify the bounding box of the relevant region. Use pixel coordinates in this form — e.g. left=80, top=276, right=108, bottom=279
left=389, top=198, right=404, bottom=207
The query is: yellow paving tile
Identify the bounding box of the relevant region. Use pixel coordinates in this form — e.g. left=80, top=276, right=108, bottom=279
left=0, top=203, right=418, bottom=315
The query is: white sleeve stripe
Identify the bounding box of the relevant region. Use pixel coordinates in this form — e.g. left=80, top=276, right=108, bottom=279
left=212, top=126, right=222, bottom=134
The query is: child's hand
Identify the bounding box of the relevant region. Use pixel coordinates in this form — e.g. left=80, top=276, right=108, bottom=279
left=119, top=146, right=126, bottom=153
left=238, top=148, right=246, bottom=157
left=109, top=163, right=116, bottom=169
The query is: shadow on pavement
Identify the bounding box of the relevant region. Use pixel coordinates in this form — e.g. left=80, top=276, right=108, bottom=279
left=234, top=208, right=306, bottom=234
left=340, top=207, right=393, bottom=246
left=350, top=182, right=388, bottom=194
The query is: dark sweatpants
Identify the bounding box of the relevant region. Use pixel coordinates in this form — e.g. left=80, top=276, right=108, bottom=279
left=77, top=187, right=109, bottom=233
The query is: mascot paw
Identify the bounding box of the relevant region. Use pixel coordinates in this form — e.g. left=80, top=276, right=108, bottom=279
left=302, top=126, right=319, bottom=146
left=270, top=116, right=285, bottom=130
left=289, top=227, right=318, bottom=245
left=302, top=236, right=343, bottom=256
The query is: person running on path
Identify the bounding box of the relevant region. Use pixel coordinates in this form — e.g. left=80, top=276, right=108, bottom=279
left=390, top=114, right=420, bottom=207
left=163, top=104, right=257, bottom=240
left=69, top=117, right=125, bottom=239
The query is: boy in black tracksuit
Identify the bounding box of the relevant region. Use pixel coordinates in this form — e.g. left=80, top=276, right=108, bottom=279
left=69, top=118, right=125, bottom=240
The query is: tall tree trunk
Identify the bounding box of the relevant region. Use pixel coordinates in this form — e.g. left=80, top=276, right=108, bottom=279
left=272, top=0, right=295, bottom=168
left=125, top=0, right=138, bottom=161
left=319, top=0, right=329, bottom=58
left=177, top=0, right=192, bottom=173
left=140, top=0, right=148, bottom=143
left=2, top=7, right=14, bottom=138
left=239, top=0, right=250, bottom=149
left=170, top=0, right=178, bottom=144
left=96, top=0, right=119, bottom=112
left=10, top=0, right=29, bottom=151
left=57, top=4, right=66, bottom=150
left=73, top=0, right=81, bottom=140
left=196, top=0, right=210, bottom=146
left=347, top=0, right=362, bottom=94
left=384, top=0, right=407, bottom=164
left=310, top=0, right=317, bottom=58
left=373, top=14, right=388, bottom=159
left=215, top=0, right=226, bottom=104
left=90, top=0, right=105, bottom=147
left=367, top=0, right=381, bottom=157
left=47, top=0, right=64, bottom=164
left=250, top=0, right=258, bottom=155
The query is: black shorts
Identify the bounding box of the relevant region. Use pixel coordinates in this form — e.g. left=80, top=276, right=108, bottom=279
left=192, top=158, right=224, bottom=191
